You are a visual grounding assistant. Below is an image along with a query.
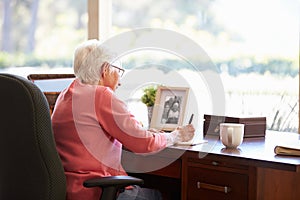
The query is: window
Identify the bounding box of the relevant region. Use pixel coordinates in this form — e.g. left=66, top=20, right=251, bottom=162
left=0, top=0, right=87, bottom=77
left=110, top=0, right=299, bottom=132
left=1, top=0, right=299, bottom=133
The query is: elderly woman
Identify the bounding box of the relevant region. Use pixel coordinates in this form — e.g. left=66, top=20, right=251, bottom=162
left=51, top=39, right=195, bottom=200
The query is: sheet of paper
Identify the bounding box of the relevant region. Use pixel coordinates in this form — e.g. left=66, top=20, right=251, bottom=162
left=175, top=139, right=208, bottom=146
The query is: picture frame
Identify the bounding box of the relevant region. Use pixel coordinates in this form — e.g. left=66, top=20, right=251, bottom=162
left=150, top=86, right=189, bottom=131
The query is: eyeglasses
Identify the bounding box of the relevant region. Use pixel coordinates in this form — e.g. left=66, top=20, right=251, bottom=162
left=110, top=65, right=125, bottom=77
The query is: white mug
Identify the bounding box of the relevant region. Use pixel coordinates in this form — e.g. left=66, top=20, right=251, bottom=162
left=220, top=123, right=244, bottom=148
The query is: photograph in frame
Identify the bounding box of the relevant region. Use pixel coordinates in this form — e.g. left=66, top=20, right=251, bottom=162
left=150, top=86, right=189, bottom=131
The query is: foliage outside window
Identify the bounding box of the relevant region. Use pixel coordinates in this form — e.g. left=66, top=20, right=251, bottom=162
left=0, top=0, right=299, bottom=132
left=112, top=0, right=299, bottom=133
left=0, top=0, right=87, bottom=69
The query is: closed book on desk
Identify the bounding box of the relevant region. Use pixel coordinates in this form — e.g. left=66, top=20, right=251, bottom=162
left=203, top=114, right=266, bottom=138
left=274, top=144, right=300, bottom=156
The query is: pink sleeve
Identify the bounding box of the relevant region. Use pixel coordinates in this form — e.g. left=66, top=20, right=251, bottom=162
left=95, top=87, right=167, bottom=154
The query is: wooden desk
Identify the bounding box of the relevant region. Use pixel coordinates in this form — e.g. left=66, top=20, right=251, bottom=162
left=123, top=131, right=300, bottom=200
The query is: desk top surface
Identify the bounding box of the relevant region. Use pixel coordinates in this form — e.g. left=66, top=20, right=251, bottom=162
left=172, top=131, right=300, bottom=171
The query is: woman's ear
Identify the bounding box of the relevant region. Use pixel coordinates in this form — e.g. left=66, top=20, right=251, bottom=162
left=101, top=62, right=110, bottom=78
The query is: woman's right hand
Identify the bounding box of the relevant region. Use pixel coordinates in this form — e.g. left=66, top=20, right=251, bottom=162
left=175, top=124, right=195, bottom=142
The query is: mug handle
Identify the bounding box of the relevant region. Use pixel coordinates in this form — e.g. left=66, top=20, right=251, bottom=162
left=227, top=127, right=234, bottom=146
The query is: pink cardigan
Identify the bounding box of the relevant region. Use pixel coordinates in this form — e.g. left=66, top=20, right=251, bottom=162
left=52, top=79, right=167, bottom=200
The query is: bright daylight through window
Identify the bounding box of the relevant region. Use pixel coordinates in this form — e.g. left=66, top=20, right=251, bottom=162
left=111, top=0, right=299, bottom=133
left=0, top=0, right=299, bottom=133
left=0, top=0, right=86, bottom=76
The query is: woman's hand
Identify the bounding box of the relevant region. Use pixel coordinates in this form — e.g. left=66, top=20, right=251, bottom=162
left=175, top=124, right=195, bottom=142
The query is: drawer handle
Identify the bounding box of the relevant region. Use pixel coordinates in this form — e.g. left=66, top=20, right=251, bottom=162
left=197, top=182, right=232, bottom=194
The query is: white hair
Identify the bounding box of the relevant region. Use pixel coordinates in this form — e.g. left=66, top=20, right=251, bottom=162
left=73, top=39, right=116, bottom=84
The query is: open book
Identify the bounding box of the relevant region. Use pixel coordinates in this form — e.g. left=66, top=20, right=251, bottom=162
left=274, top=144, right=300, bottom=156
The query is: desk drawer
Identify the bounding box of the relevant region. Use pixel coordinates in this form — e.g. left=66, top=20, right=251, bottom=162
left=187, top=166, right=248, bottom=200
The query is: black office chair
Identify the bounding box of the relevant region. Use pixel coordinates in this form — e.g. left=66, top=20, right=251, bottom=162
left=0, top=73, right=143, bottom=200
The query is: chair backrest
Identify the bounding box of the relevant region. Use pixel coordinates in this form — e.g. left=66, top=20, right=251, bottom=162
left=0, top=73, right=66, bottom=200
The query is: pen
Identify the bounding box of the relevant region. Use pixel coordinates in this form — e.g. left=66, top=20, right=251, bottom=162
left=188, top=114, right=194, bottom=124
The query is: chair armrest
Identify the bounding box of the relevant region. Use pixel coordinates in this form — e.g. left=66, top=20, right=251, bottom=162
left=83, top=175, right=144, bottom=188
left=83, top=175, right=144, bottom=200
